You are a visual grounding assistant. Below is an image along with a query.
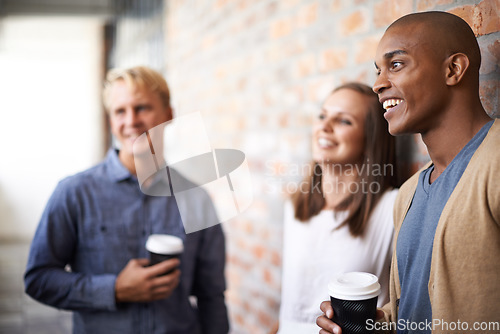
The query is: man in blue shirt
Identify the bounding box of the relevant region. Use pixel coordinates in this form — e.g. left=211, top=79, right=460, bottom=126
left=317, top=11, right=499, bottom=334
left=24, top=66, right=229, bottom=334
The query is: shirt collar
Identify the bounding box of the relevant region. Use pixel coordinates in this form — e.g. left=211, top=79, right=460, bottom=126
left=105, top=149, right=135, bottom=183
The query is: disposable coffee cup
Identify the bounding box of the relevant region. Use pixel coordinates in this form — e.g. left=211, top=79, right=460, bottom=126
left=328, top=272, right=381, bottom=334
left=145, top=234, right=184, bottom=274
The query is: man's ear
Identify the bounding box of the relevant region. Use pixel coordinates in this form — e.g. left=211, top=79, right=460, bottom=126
left=445, top=53, right=469, bottom=86
left=166, top=106, right=174, bottom=122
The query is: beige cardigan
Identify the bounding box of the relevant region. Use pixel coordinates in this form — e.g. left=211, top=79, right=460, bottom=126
left=379, top=119, right=500, bottom=334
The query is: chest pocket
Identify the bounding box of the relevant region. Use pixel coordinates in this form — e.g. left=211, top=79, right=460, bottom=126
left=75, top=212, right=135, bottom=274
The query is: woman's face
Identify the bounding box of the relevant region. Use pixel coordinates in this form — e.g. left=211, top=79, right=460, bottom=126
left=312, top=88, right=370, bottom=166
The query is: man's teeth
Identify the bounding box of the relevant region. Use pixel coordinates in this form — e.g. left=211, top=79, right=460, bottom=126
left=383, top=99, right=403, bottom=110
left=318, top=138, right=333, bottom=147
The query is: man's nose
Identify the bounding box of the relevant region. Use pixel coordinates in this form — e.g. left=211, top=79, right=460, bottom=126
left=124, top=110, right=139, bottom=126
left=373, top=71, right=390, bottom=95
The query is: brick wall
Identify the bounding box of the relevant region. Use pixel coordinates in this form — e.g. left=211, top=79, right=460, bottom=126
left=163, top=1, right=499, bottom=333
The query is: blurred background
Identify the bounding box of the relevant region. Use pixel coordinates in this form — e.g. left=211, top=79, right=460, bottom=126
left=0, top=0, right=498, bottom=333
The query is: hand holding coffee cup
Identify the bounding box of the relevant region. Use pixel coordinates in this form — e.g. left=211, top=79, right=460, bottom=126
left=328, top=272, right=381, bottom=334
left=145, top=234, right=184, bottom=275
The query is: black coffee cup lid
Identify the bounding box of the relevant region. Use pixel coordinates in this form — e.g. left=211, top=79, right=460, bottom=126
left=328, top=272, right=381, bottom=300
left=146, top=234, right=184, bottom=254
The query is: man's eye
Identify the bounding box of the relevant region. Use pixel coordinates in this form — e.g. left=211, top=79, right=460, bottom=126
left=318, top=113, right=326, bottom=120
left=136, top=105, right=150, bottom=113
left=391, top=61, right=403, bottom=69
left=114, top=109, right=125, bottom=115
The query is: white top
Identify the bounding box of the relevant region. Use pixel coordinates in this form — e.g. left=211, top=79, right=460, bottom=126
left=328, top=272, right=381, bottom=300
left=277, top=189, right=397, bottom=334
left=145, top=234, right=184, bottom=254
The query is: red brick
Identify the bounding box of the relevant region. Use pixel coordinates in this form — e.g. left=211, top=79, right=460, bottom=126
left=266, top=39, right=305, bottom=62
left=243, top=219, right=254, bottom=234
left=479, top=79, right=499, bottom=117
left=477, top=0, right=500, bottom=35
left=319, top=48, right=348, bottom=72
left=243, top=13, right=256, bottom=29
left=355, top=34, right=383, bottom=64
left=331, top=0, right=342, bottom=13
left=297, top=2, right=318, bottom=28
left=237, top=0, right=249, bottom=11
left=479, top=39, right=500, bottom=75
left=280, top=0, right=301, bottom=9
left=251, top=199, right=270, bottom=217
left=215, top=65, right=227, bottom=80
left=202, top=35, right=215, bottom=50
left=241, top=300, right=251, bottom=312
left=339, top=70, right=370, bottom=86
left=267, top=1, right=279, bottom=18
left=279, top=112, right=290, bottom=128
left=449, top=0, right=500, bottom=36
left=252, top=244, right=266, bottom=260
left=270, top=17, right=294, bottom=39
left=227, top=270, right=241, bottom=286
left=340, top=9, right=369, bottom=35
left=307, top=75, right=337, bottom=101
left=236, top=237, right=248, bottom=252
left=373, top=0, right=413, bottom=28
left=227, top=254, right=237, bottom=265
left=266, top=295, right=281, bottom=311
left=417, top=0, right=454, bottom=11
left=257, top=308, right=275, bottom=328
left=270, top=249, right=281, bottom=266
left=294, top=53, right=317, bottom=78
left=487, top=39, right=500, bottom=64
left=214, top=0, right=228, bottom=9
left=250, top=290, right=260, bottom=299
left=225, top=289, right=240, bottom=303
left=263, top=267, right=273, bottom=284
left=260, top=226, right=271, bottom=241
left=233, top=313, right=245, bottom=327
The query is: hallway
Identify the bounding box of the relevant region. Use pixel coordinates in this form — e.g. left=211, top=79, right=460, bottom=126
left=0, top=242, right=72, bottom=334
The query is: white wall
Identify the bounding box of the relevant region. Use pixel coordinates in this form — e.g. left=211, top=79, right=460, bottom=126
left=0, top=16, right=105, bottom=241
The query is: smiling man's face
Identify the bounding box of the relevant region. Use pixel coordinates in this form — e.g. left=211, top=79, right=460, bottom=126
left=108, top=80, right=172, bottom=171
left=372, top=23, right=450, bottom=136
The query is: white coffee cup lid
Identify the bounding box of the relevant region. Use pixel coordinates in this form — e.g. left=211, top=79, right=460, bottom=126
left=328, top=272, right=381, bottom=301
left=146, top=234, right=184, bottom=254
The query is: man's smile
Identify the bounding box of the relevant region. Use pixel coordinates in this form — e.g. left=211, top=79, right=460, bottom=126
left=382, top=99, right=403, bottom=111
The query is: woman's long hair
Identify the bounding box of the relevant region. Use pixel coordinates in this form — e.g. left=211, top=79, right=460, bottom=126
left=291, top=82, right=399, bottom=237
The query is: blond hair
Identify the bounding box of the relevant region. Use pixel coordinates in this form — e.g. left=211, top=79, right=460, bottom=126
left=102, top=66, right=171, bottom=111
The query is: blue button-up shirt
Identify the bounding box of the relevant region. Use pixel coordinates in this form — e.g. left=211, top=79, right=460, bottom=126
left=24, top=150, right=229, bottom=334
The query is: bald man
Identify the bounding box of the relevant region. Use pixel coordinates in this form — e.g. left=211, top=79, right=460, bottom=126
left=317, top=11, right=499, bottom=334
